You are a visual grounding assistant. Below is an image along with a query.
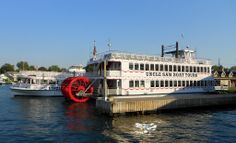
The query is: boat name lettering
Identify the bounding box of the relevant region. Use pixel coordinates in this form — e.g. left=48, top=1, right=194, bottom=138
left=146, top=72, right=197, bottom=77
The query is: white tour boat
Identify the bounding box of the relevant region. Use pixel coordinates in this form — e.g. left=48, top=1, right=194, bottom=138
left=60, top=41, right=215, bottom=102
left=10, top=71, right=79, bottom=96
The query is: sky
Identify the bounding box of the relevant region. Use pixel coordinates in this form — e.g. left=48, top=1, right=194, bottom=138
left=0, top=0, right=235, bottom=68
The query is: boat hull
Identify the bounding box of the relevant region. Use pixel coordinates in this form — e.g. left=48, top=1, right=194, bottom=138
left=10, top=87, right=63, bottom=97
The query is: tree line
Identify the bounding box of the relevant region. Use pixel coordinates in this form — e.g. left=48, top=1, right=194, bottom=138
left=0, top=61, right=65, bottom=74
left=212, top=65, right=236, bottom=72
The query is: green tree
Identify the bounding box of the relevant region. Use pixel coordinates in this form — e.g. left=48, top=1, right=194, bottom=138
left=16, top=61, right=29, bottom=71
left=212, top=65, right=223, bottom=71
left=38, top=66, right=47, bottom=71
left=230, top=66, right=236, bottom=71
left=48, top=65, right=61, bottom=72
left=0, top=63, right=15, bottom=73
left=60, top=68, right=67, bottom=72
left=29, top=65, right=36, bottom=71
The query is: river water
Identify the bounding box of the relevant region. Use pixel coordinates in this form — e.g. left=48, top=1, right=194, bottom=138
left=0, top=85, right=236, bottom=143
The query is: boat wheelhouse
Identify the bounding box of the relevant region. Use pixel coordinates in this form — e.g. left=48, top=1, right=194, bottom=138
left=85, top=42, right=215, bottom=96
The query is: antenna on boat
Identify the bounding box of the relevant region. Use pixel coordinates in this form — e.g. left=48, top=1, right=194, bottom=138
left=107, top=39, right=112, bottom=51
left=92, top=40, right=97, bottom=60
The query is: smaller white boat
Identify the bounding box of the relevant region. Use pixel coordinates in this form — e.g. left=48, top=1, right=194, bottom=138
left=10, top=71, right=71, bottom=96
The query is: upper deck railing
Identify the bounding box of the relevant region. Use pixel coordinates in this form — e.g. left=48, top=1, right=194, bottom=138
left=89, top=51, right=211, bottom=65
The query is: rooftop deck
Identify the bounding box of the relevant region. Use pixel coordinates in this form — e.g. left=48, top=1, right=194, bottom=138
left=89, top=51, right=211, bottom=65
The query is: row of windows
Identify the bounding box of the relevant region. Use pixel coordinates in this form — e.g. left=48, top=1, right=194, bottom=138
left=150, top=80, right=215, bottom=88
left=129, top=63, right=210, bottom=73
left=129, top=80, right=145, bottom=88
left=128, top=80, right=215, bottom=88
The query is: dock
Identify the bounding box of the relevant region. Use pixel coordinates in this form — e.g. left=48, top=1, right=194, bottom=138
left=96, top=94, right=236, bottom=115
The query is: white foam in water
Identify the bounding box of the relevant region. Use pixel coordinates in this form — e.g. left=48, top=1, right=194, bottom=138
left=134, top=123, right=157, bottom=134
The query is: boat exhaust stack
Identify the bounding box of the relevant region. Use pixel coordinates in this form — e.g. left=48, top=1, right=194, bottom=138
left=161, top=45, right=164, bottom=57
left=176, top=41, right=179, bottom=59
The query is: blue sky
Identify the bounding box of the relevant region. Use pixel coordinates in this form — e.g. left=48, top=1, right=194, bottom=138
left=0, top=0, right=235, bottom=68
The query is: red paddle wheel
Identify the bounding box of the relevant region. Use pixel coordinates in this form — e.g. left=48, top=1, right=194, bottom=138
left=61, top=77, right=94, bottom=103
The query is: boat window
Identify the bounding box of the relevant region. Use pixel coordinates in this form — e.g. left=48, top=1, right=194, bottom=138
left=140, top=80, right=145, bottom=87
left=178, top=65, right=181, bottom=72
left=156, top=80, right=159, bottom=87
left=160, top=64, right=163, bottom=71
left=129, top=63, right=133, bottom=70
left=135, top=63, right=139, bottom=70
left=197, top=81, right=201, bottom=86
left=204, top=67, right=207, bottom=73
left=190, top=66, right=193, bottom=72
left=164, top=65, right=168, bottom=71
left=193, top=67, right=196, bottom=72
left=155, top=64, right=159, bottom=71
left=107, top=61, right=121, bottom=70
left=170, top=80, right=173, bottom=87
left=178, top=81, right=181, bottom=87
left=182, top=80, right=185, bottom=87
left=107, top=80, right=117, bottom=89
left=129, top=80, right=134, bottom=88
left=194, top=80, right=197, bottom=86
left=190, top=81, right=193, bottom=86
left=207, top=67, right=210, bottom=73
left=145, top=64, right=149, bottom=71
left=201, top=81, right=204, bottom=86
left=186, top=66, right=189, bottom=72
left=208, top=80, right=212, bottom=86
left=173, top=65, right=177, bottom=72
left=169, top=65, right=172, bottom=72
left=160, top=80, right=164, bottom=87
left=150, top=64, right=154, bottom=71
left=212, top=80, right=215, bottom=86
left=140, top=64, right=144, bottom=70
left=165, top=80, right=168, bottom=87
left=135, top=80, right=139, bottom=87
left=186, top=81, right=190, bottom=86
left=204, top=81, right=207, bottom=86
left=151, top=80, right=155, bottom=87
left=182, top=65, right=185, bottom=72
left=174, top=80, right=177, bottom=87
left=201, top=67, right=203, bottom=73
left=197, top=67, right=200, bottom=72
left=49, top=80, right=56, bottom=84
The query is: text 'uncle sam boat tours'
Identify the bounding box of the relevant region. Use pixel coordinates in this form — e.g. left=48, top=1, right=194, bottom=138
left=60, top=41, right=215, bottom=103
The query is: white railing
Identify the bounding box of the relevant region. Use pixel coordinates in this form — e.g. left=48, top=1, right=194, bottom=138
left=89, top=51, right=211, bottom=65
left=107, top=89, right=122, bottom=95
left=106, top=71, right=121, bottom=77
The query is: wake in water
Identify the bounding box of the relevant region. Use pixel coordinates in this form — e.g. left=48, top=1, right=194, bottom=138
left=134, top=123, right=157, bottom=134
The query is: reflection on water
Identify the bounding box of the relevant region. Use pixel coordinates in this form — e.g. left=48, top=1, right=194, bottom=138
left=10, top=96, right=65, bottom=142
left=1, top=85, right=236, bottom=142
left=105, top=112, right=213, bottom=142
left=65, top=102, right=94, bottom=132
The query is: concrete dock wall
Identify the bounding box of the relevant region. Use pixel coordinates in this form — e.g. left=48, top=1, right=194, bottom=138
left=96, top=94, right=236, bottom=115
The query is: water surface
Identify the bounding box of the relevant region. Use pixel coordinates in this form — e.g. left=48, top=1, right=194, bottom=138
left=0, top=85, right=236, bottom=142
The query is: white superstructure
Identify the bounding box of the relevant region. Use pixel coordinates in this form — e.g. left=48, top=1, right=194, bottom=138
left=85, top=43, right=215, bottom=96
